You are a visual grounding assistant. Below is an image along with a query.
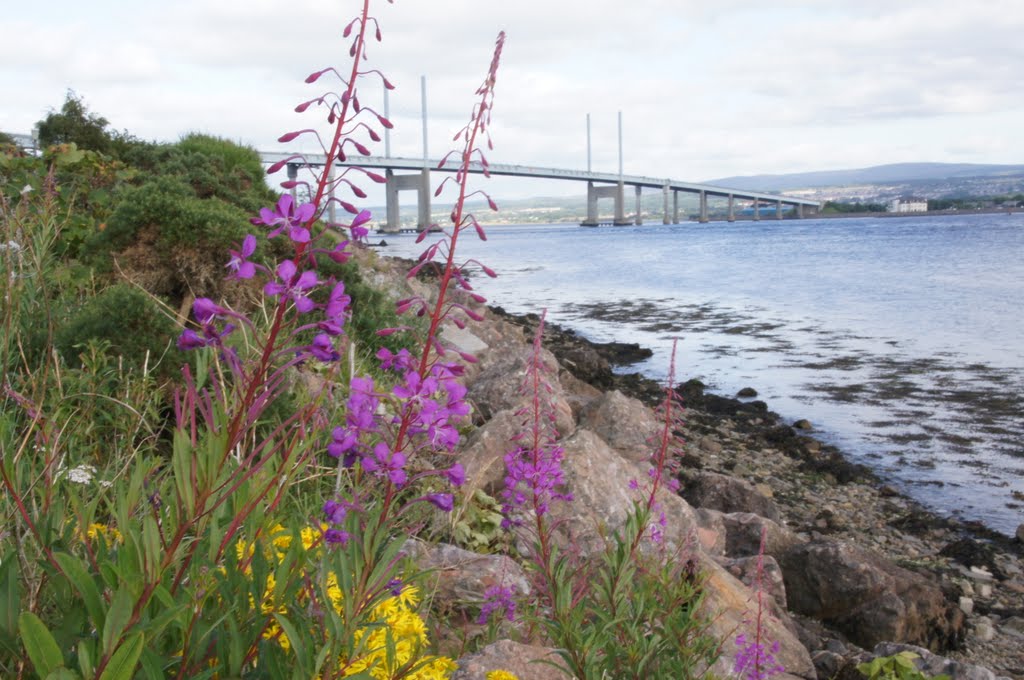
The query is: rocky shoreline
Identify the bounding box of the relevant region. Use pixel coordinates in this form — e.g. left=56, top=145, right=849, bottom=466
left=486, top=305, right=1024, bottom=679
left=374, top=252, right=1023, bottom=679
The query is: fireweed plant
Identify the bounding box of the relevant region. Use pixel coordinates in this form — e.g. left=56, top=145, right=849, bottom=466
left=497, top=335, right=720, bottom=679
left=2, top=2, right=508, bottom=678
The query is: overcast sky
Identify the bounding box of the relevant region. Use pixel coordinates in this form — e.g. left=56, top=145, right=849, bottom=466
left=3, top=0, right=1023, bottom=201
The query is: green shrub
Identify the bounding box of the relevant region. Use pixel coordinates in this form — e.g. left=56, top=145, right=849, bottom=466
left=55, top=283, right=178, bottom=372
left=858, top=652, right=951, bottom=680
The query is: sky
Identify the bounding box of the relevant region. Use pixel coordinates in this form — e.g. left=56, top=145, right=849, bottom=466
left=3, top=0, right=1024, bottom=201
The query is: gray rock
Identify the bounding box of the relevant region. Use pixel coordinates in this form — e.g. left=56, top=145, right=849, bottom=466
left=406, top=541, right=530, bottom=611
left=453, top=639, right=564, bottom=680
left=721, top=512, right=803, bottom=558
left=1016, top=523, right=1024, bottom=543
left=779, top=539, right=965, bottom=651
left=579, top=390, right=662, bottom=462
left=681, top=471, right=785, bottom=523
left=794, top=419, right=813, bottom=430
left=719, top=553, right=788, bottom=608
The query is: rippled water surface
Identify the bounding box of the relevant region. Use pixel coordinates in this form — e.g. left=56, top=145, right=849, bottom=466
left=380, top=214, right=1024, bottom=534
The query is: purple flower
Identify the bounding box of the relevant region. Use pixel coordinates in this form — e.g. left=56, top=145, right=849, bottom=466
left=324, top=528, right=350, bottom=545
left=349, top=209, right=372, bottom=240
left=192, top=297, right=229, bottom=324
left=387, top=578, right=404, bottom=597
left=478, top=585, right=516, bottom=625
left=323, top=280, right=352, bottom=325
left=501, top=443, right=571, bottom=520
left=362, top=442, right=407, bottom=486
left=264, top=259, right=318, bottom=312
left=425, top=493, right=454, bottom=512
left=226, top=234, right=257, bottom=279
left=309, top=333, right=339, bottom=362
left=445, top=463, right=466, bottom=487
left=253, top=194, right=316, bottom=243
left=323, top=499, right=348, bottom=524
left=177, top=329, right=208, bottom=350
left=376, top=348, right=414, bottom=373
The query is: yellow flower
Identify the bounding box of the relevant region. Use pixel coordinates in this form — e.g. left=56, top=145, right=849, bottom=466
left=85, top=523, right=123, bottom=545
left=485, top=671, right=519, bottom=680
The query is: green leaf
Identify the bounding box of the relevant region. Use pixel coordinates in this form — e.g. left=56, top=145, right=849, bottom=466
left=0, top=553, right=21, bottom=634
left=101, top=587, right=134, bottom=655
left=77, top=639, right=95, bottom=678
left=44, top=668, right=80, bottom=680
left=98, top=631, right=144, bottom=680
left=54, top=552, right=105, bottom=633
left=18, top=611, right=64, bottom=678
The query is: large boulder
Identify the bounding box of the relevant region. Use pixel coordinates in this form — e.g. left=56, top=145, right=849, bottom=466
left=406, top=541, right=530, bottom=609
left=531, top=428, right=703, bottom=556
left=701, top=555, right=816, bottom=679
left=722, top=512, right=803, bottom=558
left=452, top=639, right=564, bottom=680
left=779, top=539, right=965, bottom=651
left=719, top=554, right=789, bottom=609
left=466, top=345, right=575, bottom=435
left=578, top=390, right=663, bottom=462
left=459, top=409, right=526, bottom=494
left=681, top=471, right=785, bottom=523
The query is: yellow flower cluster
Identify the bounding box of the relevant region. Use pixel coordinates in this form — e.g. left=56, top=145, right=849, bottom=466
left=485, top=671, right=520, bottom=680
left=83, top=522, right=123, bottom=546
left=236, top=524, right=457, bottom=679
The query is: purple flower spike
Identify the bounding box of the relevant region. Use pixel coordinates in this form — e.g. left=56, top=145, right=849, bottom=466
left=226, top=234, right=257, bottom=279
left=478, top=585, right=517, bottom=625
left=253, top=194, right=316, bottom=243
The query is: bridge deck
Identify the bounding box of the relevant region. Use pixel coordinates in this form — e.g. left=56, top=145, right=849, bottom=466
left=258, top=152, right=819, bottom=207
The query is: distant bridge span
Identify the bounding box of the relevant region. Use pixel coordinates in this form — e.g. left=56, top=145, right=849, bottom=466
left=258, top=151, right=821, bottom=231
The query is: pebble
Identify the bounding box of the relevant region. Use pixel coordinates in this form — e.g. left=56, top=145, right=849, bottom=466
left=975, top=620, right=996, bottom=642
left=959, top=596, right=975, bottom=615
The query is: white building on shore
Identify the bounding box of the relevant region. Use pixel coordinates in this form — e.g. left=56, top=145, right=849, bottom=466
left=887, top=197, right=928, bottom=213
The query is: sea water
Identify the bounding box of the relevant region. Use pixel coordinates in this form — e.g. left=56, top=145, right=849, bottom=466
left=379, top=213, right=1024, bottom=535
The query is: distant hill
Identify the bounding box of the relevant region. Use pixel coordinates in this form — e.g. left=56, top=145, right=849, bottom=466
left=706, top=163, right=1024, bottom=193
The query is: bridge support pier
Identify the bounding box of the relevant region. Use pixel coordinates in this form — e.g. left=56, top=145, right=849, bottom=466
left=383, top=168, right=432, bottom=233
left=673, top=191, right=679, bottom=223
left=699, top=190, right=709, bottom=223
left=634, top=185, right=643, bottom=225
left=287, top=163, right=300, bottom=204
left=582, top=181, right=627, bottom=226
left=776, top=200, right=783, bottom=220
left=662, top=184, right=670, bottom=224
left=797, top=204, right=804, bottom=219
left=753, top=198, right=760, bottom=221
left=727, top=194, right=735, bottom=222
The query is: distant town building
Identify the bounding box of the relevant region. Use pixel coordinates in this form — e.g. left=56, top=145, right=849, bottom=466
left=888, top=196, right=929, bottom=213
left=887, top=197, right=928, bottom=213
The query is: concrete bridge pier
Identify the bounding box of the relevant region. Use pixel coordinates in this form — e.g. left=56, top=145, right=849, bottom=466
left=287, top=163, right=300, bottom=203
left=673, top=190, right=679, bottom=224
left=582, top=181, right=627, bottom=226
left=797, top=204, right=804, bottom=219
left=753, top=198, right=761, bottom=221
left=634, top=185, right=643, bottom=225
left=662, top=184, right=671, bottom=224
left=776, top=200, right=783, bottom=220
left=699, top=190, right=709, bottom=223
left=382, top=168, right=432, bottom=233
left=727, top=194, right=735, bottom=222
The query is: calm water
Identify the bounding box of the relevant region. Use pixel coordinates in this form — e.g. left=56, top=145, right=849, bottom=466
left=380, top=214, right=1024, bottom=535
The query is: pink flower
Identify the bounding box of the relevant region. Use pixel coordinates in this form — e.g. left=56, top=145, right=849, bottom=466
left=252, top=194, right=316, bottom=243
